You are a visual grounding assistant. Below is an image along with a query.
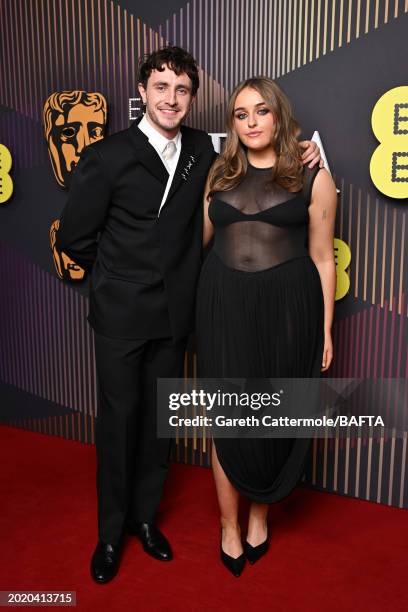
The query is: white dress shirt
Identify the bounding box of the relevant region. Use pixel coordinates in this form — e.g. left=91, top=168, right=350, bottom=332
left=138, top=114, right=182, bottom=216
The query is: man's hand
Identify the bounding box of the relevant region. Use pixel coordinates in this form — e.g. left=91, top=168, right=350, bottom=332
left=299, top=140, right=324, bottom=169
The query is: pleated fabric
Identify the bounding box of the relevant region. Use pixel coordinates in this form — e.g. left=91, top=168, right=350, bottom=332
left=196, top=250, right=325, bottom=503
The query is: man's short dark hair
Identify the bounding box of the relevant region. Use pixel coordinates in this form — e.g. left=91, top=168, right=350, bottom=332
left=138, top=46, right=199, bottom=96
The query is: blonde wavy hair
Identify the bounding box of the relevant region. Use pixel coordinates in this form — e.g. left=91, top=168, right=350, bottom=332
left=207, top=77, right=304, bottom=195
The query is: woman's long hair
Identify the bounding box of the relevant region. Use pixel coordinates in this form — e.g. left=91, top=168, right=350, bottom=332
left=207, top=77, right=304, bottom=196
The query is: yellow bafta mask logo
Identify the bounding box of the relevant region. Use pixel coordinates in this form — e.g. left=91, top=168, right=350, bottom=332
left=43, top=91, right=107, bottom=188
left=50, top=219, right=85, bottom=281
left=370, top=86, right=408, bottom=199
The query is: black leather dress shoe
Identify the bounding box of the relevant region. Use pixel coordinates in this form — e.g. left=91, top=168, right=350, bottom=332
left=90, top=541, right=123, bottom=584
left=128, top=522, right=173, bottom=561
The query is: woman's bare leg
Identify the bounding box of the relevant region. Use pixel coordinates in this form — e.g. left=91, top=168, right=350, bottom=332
left=247, top=502, right=269, bottom=546
left=212, top=442, right=243, bottom=558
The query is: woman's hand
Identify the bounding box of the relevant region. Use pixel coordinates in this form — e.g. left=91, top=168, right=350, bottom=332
left=321, top=331, right=333, bottom=372
left=299, top=140, right=324, bottom=169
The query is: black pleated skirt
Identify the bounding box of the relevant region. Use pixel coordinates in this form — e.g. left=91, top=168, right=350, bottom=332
left=196, top=250, right=325, bottom=503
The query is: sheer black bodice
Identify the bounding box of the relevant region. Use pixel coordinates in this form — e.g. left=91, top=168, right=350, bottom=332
left=209, top=163, right=317, bottom=272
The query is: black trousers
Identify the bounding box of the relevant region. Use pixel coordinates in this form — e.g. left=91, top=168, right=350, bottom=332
left=93, top=332, right=187, bottom=544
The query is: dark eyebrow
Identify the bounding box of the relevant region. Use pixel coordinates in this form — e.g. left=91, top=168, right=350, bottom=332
left=154, top=81, right=191, bottom=91
left=234, top=102, right=267, bottom=112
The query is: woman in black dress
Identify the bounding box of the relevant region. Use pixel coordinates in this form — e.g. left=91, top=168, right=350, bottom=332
left=196, top=78, right=337, bottom=576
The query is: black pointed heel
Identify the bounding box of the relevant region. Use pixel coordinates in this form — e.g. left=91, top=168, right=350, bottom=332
left=220, top=543, right=246, bottom=577
left=244, top=538, right=269, bottom=564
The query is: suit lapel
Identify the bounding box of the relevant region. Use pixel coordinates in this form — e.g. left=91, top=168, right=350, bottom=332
left=127, top=119, right=201, bottom=209
left=165, top=126, right=199, bottom=203
left=128, top=118, right=169, bottom=185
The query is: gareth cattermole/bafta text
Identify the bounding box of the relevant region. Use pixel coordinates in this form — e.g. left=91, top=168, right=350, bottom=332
left=168, top=415, right=385, bottom=429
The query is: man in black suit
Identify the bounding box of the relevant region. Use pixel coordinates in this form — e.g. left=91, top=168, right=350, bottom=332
left=56, top=46, right=321, bottom=583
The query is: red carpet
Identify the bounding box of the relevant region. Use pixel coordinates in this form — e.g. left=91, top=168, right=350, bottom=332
left=1, top=425, right=407, bottom=611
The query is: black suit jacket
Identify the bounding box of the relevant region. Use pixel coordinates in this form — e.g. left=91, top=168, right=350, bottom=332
left=55, top=118, right=216, bottom=340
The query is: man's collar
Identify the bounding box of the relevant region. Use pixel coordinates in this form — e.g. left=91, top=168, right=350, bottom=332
left=127, top=115, right=198, bottom=189
left=138, top=114, right=181, bottom=152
